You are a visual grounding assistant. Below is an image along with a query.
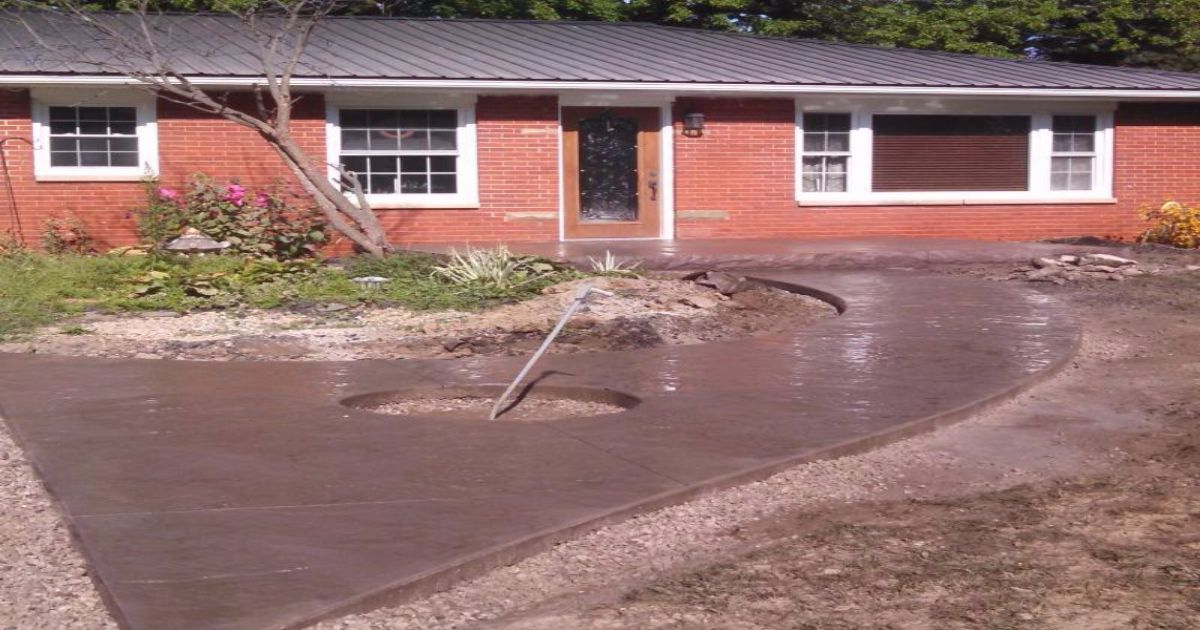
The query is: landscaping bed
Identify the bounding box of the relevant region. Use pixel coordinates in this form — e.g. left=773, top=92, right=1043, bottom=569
left=0, top=251, right=835, bottom=361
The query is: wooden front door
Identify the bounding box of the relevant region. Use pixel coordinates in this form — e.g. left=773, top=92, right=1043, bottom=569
left=562, top=107, right=662, bottom=239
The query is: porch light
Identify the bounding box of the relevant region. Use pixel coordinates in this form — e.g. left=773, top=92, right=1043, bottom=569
left=682, top=111, right=705, bottom=137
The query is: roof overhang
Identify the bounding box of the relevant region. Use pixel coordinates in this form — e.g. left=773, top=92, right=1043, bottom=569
left=4, top=74, right=1200, bottom=100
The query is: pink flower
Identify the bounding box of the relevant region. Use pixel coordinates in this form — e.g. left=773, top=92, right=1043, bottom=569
left=157, top=187, right=180, bottom=201
left=252, top=191, right=271, bottom=208
left=225, top=183, right=247, bottom=206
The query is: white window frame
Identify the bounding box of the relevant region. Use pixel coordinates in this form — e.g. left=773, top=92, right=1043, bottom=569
left=799, top=112, right=853, bottom=193
left=325, top=93, right=479, bottom=209
left=30, top=88, right=158, bottom=182
left=795, top=99, right=1115, bottom=206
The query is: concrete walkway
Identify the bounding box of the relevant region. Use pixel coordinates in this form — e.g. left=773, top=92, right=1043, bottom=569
left=0, top=271, right=1078, bottom=630
left=406, top=237, right=1124, bottom=270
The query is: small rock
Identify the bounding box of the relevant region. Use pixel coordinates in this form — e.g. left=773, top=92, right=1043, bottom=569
left=422, top=321, right=440, bottom=335
left=1025, top=267, right=1065, bottom=282
left=1185, top=264, right=1200, bottom=272
left=132, top=352, right=160, bottom=360
left=1031, top=257, right=1063, bottom=269
left=317, top=302, right=350, bottom=313
left=1057, top=254, right=1081, bottom=265
left=1120, top=267, right=1146, bottom=277
left=1082, top=253, right=1136, bottom=267
left=1108, top=273, right=1126, bottom=282
left=680, top=296, right=719, bottom=309
left=1080, top=264, right=1121, bottom=274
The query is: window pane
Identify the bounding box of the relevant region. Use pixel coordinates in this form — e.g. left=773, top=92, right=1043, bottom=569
left=826, top=132, right=850, bottom=152
left=79, top=137, right=108, bottom=152
left=50, top=152, right=77, bottom=167
left=1053, top=115, right=1094, bottom=134
left=429, top=130, right=456, bottom=150
left=428, top=110, right=457, bottom=128
left=826, top=157, right=848, bottom=174
left=49, top=120, right=75, bottom=134
left=48, top=106, right=75, bottom=121
left=368, top=175, right=395, bottom=194
left=1070, top=134, right=1094, bottom=152
left=825, top=173, right=847, bottom=193
left=80, top=152, right=108, bottom=166
left=430, top=174, right=457, bottom=193
left=341, top=156, right=367, bottom=173
left=78, top=107, right=107, bottom=121
left=1052, top=134, right=1073, bottom=152
left=400, top=131, right=429, bottom=151
left=400, top=174, right=428, bottom=193
left=110, top=152, right=138, bottom=167
left=368, top=129, right=399, bottom=151
left=341, top=130, right=368, bottom=150
left=1050, top=172, right=1068, bottom=190
left=803, top=133, right=827, bottom=152
left=110, top=121, right=136, bottom=135
left=429, top=156, right=456, bottom=172
left=79, top=121, right=107, bottom=135
left=804, top=112, right=850, bottom=132
left=398, top=110, right=428, bottom=128
left=49, top=137, right=77, bottom=152
left=801, top=156, right=823, bottom=175
left=339, top=110, right=369, bottom=127
left=368, top=110, right=399, bottom=128
left=110, top=137, right=138, bottom=153
left=399, top=156, right=426, bottom=173
left=109, top=107, right=136, bottom=122
left=368, top=155, right=397, bottom=173
left=1069, top=172, right=1092, bottom=190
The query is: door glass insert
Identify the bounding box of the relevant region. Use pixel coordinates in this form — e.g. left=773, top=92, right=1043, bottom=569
left=578, top=111, right=639, bottom=221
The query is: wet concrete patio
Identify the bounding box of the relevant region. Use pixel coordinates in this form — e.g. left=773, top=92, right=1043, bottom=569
left=406, top=236, right=1123, bottom=270
left=0, top=270, right=1078, bottom=629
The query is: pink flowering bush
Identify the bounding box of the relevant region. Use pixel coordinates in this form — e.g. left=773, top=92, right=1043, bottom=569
left=138, top=175, right=327, bottom=260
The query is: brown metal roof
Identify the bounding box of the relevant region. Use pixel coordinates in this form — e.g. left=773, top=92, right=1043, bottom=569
left=4, top=11, right=1200, bottom=90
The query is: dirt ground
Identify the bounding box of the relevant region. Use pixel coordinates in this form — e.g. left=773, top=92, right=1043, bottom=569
left=442, top=248, right=1200, bottom=630
left=0, top=275, right=834, bottom=361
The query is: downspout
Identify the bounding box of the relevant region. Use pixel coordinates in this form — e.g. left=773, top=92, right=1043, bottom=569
left=0, top=137, right=31, bottom=246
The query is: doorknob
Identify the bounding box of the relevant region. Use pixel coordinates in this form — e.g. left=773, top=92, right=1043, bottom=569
left=648, top=171, right=659, bottom=201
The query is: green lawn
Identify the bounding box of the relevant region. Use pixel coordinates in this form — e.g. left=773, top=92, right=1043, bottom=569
left=0, top=251, right=581, bottom=340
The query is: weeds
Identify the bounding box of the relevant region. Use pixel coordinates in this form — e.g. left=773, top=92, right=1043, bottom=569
left=0, top=250, right=587, bottom=340
left=588, top=250, right=640, bottom=276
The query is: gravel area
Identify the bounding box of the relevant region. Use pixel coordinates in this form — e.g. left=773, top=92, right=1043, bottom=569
left=0, top=421, right=117, bottom=629
left=368, top=396, right=627, bottom=421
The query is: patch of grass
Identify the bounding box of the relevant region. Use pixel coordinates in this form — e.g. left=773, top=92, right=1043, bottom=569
left=0, top=251, right=584, bottom=340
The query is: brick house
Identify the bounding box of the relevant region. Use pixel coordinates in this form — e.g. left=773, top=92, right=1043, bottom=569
left=3, top=13, right=1200, bottom=248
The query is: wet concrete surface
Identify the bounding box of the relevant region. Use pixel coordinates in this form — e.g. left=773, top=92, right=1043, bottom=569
left=406, top=237, right=1124, bottom=270
left=0, top=271, right=1078, bottom=630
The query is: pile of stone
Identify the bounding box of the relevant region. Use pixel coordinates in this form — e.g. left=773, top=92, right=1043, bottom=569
left=1014, top=253, right=1145, bottom=284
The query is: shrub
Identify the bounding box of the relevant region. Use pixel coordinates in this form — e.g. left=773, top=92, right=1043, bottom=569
left=431, top=246, right=559, bottom=292
left=40, top=215, right=93, bottom=254
left=1140, top=201, right=1200, bottom=249
left=138, top=175, right=328, bottom=260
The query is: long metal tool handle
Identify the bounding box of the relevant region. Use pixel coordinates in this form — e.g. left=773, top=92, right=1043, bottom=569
left=488, top=285, right=613, bottom=421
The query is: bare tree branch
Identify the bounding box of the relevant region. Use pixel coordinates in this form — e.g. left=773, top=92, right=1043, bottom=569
left=9, top=1, right=392, bottom=255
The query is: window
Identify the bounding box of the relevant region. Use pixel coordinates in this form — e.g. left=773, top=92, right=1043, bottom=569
left=795, top=103, right=1113, bottom=204
left=47, top=106, right=139, bottom=167
left=800, top=113, right=851, bottom=193
left=1050, top=115, right=1096, bottom=191
left=337, top=109, right=460, bottom=195
left=32, top=94, right=157, bottom=181
left=872, top=115, right=1030, bottom=192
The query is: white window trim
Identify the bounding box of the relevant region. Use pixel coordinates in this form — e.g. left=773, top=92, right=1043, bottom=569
left=795, top=99, right=1116, bottom=206
left=30, top=88, right=158, bottom=182
left=324, top=93, right=479, bottom=209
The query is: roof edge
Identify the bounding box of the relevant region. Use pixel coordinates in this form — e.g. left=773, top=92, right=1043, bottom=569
left=6, top=74, right=1200, bottom=99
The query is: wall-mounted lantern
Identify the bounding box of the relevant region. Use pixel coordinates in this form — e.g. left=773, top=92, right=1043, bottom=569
left=682, top=111, right=705, bottom=138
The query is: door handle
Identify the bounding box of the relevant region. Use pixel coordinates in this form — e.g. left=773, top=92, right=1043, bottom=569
left=648, top=171, right=658, bottom=201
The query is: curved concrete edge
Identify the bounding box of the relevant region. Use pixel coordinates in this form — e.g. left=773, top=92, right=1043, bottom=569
left=289, top=280, right=1082, bottom=630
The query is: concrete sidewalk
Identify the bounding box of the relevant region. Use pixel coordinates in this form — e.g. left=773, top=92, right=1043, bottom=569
left=404, top=237, right=1122, bottom=270
left=0, top=271, right=1078, bottom=629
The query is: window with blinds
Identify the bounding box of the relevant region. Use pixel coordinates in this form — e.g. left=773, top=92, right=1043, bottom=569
left=871, top=115, right=1031, bottom=192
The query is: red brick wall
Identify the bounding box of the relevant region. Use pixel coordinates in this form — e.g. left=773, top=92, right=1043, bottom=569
left=672, top=97, right=1200, bottom=241
left=0, top=91, right=559, bottom=250
left=3, top=90, right=1197, bottom=249
left=381, top=95, right=559, bottom=245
